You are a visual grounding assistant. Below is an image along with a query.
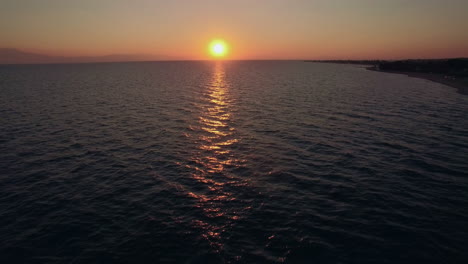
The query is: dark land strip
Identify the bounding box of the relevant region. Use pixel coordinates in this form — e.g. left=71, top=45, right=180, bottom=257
left=307, top=59, right=468, bottom=95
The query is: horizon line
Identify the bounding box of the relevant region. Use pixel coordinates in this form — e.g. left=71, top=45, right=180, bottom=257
left=2, top=57, right=468, bottom=66
left=2, top=48, right=468, bottom=65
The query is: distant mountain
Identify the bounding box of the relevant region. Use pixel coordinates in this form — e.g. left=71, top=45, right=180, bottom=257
left=0, top=48, right=174, bottom=64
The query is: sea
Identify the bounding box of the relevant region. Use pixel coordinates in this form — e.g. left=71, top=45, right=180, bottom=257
left=0, top=61, right=467, bottom=263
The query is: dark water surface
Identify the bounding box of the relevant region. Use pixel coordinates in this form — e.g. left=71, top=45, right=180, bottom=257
left=1, top=61, right=467, bottom=263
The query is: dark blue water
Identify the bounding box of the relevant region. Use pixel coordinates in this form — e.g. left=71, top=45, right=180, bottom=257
left=1, top=61, right=467, bottom=263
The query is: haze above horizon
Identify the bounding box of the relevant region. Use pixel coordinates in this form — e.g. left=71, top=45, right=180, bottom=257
left=1, top=0, right=468, bottom=60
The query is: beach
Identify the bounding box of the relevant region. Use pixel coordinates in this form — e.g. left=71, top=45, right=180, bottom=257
left=367, top=66, right=468, bottom=95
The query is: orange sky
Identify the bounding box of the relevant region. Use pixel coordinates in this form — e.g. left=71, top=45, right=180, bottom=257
left=1, top=0, right=468, bottom=60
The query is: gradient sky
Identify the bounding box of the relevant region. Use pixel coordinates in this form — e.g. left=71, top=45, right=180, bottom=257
left=1, top=0, right=468, bottom=60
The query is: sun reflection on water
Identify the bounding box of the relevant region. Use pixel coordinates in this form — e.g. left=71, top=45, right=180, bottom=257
left=184, top=62, right=246, bottom=251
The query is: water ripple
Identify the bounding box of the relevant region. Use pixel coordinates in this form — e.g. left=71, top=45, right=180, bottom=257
left=0, top=62, right=467, bottom=263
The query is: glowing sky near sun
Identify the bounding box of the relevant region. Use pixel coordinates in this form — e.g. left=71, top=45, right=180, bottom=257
left=1, top=0, right=468, bottom=60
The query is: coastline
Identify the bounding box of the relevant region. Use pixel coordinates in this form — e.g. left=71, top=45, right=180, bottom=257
left=366, top=66, right=468, bottom=95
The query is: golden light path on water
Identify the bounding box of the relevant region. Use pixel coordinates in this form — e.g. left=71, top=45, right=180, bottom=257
left=185, top=62, right=247, bottom=252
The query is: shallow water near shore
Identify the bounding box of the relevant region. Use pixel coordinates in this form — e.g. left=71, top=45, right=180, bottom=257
left=1, top=61, right=467, bottom=263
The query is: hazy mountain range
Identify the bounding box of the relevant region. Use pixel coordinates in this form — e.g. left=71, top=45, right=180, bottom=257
left=0, top=48, right=175, bottom=64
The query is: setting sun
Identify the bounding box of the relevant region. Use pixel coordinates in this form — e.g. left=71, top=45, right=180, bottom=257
left=210, top=40, right=228, bottom=58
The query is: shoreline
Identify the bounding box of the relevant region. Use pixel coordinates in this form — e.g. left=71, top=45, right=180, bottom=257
left=366, top=66, right=468, bottom=95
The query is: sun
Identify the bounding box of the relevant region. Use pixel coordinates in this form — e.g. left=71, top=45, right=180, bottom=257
left=210, top=40, right=228, bottom=58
